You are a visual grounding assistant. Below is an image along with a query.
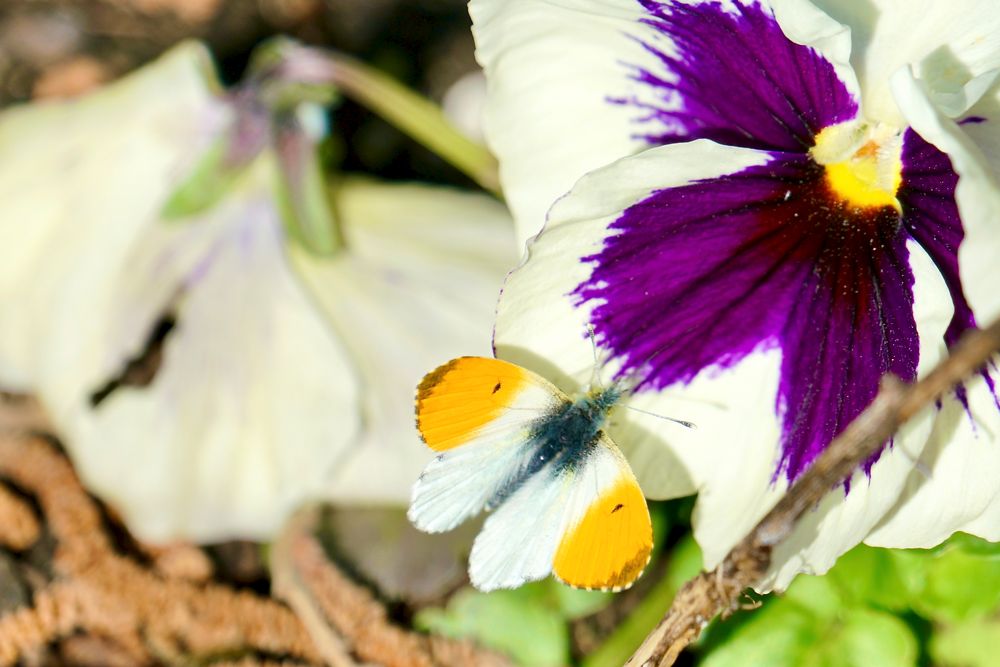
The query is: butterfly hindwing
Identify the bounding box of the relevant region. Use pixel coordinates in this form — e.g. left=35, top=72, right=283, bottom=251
left=468, top=433, right=652, bottom=592
left=552, top=434, right=652, bottom=591
left=409, top=357, right=565, bottom=533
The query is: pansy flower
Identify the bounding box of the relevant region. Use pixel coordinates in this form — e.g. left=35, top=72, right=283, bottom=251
left=0, top=44, right=515, bottom=543
left=475, top=0, right=1000, bottom=588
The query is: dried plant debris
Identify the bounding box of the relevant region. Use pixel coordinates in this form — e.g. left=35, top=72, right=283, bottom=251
left=0, top=429, right=510, bottom=667
left=0, top=434, right=323, bottom=666
left=273, top=507, right=512, bottom=667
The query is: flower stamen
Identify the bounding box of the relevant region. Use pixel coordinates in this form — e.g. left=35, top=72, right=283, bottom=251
left=812, top=121, right=903, bottom=212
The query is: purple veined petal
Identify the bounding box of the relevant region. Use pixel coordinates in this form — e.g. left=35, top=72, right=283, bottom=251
left=493, top=137, right=954, bottom=589
left=577, top=149, right=923, bottom=481
left=620, top=0, right=859, bottom=150
left=469, top=0, right=860, bottom=245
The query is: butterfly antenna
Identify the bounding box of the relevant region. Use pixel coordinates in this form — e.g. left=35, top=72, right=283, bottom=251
left=587, top=324, right=602, bottom=389
left=624, top=404, right=696, bottom=429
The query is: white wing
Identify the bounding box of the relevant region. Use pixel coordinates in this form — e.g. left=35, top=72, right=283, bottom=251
left=407, top=357, right=564, bottom=533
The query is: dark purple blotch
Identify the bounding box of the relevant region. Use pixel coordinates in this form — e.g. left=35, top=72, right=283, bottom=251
left=615, top=0, right=857, bottom=150
left=575, top=0, right=987, bottom=481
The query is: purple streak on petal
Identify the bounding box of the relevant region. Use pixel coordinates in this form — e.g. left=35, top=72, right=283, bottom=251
left=616, top=0, right=857, bottom=150
left=900, top=126, right=1000, bottom=410
left=575, top=153, right=917, bottom=481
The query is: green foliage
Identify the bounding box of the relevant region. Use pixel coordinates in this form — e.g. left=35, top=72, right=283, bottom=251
left=414, top=579, right=611, bottom=666
left=930, top=617, right=1000, bottom=667
left=413, top=521, right=1000, bottom=667
left=697, top=534, right=1000, bottom=667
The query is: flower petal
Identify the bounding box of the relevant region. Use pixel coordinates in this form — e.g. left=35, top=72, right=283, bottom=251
left=0, top=43, right=225, bottom=391
left=890, top=68, right=1000, bottom=325
left=810, top=0, right=1000, bottom=123
left=472, top=0, right=860, bottom=244
left=51, top=160, right=362, bottom=543
left=471, top=0, right=651, bottom=243
left=292, top=179, right=517, bottom=505
left=866, top=373, right=1000, bottom=548
left=495, top=133, right=955, bottom=587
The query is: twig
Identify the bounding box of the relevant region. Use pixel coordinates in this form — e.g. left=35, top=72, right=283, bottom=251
left=626, top=316, right=1000, bottom=667
left=272, top=506, right=513, bottom=667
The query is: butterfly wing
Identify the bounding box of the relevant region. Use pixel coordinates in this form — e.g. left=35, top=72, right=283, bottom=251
left=408, top=356, right=566, bottom=533
left=552, top=434, right=652, bottom=591
left=469, top=432, right=652, bottom=592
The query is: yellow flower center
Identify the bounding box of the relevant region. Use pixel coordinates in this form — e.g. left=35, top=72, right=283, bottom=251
left=811, top=121, right=903, bottom=212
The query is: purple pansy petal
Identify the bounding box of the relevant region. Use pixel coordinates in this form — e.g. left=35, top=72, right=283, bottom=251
left=623, top=0, right=858, bottom=150
left=566, top=2, right=988, bottom=484
left=494, top=137, right=953, bottom=589
left=899, top=128, right=976, bottom=346
left=576, top=152, right=920, bottom=480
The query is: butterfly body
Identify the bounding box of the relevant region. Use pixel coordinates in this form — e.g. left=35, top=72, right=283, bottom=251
left=408, top=356, right=651, bottom=592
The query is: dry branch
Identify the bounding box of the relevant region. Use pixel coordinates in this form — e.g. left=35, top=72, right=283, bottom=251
left=627, top=316, right=1000, bottom=667
left=272, top=507, right=513, bottom=667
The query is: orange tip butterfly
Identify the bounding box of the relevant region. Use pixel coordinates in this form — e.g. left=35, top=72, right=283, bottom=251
left=407, top=356, right=653, bottom=592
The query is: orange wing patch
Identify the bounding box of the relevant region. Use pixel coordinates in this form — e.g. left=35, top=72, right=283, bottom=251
left=552, top=477, right=652, bottom=591
left=416, top=357, right=531, bottom=451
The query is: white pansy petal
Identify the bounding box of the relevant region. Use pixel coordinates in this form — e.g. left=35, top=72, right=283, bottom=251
left=51, top=164, right=361, bottom=543
left=891, top=68, right=1000, bottom=323
left=867, top=372, right=1000, bottom=548
left=471, top=0, right=652, bottom=244
left=963, top=84, right=1000, bottom=178
left=294, top=179, right=517, bottom=505
left=0, top=42, right=224, bottom=391
left=473, top=0, right=861, bottom=245
left=811, top=0, right=1000, bottom=123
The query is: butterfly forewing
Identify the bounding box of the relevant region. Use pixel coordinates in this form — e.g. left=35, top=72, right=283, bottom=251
left=409, top=357, right=564, bottom=533
left=415, top=356, right=563, bottom=450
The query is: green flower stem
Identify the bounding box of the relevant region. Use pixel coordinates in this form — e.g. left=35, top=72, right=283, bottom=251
left=279, top=45, right=501, bottom=196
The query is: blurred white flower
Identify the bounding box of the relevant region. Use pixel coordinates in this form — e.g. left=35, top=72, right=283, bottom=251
left=0, top=42, right=515, bottom=543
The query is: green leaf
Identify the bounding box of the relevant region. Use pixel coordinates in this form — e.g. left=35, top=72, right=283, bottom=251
left=783, top=574, right=843, bottom=620
left=825, top=545, right=911, bottom=611
left=930, top=617, right=1000, bottom=667
left=551, top=583, right=611, bottom=620
left=908, top=545, right=1000, bottom=623
left=415, top=584, right=569, bottom=666
left=831, top=609, right=918, bottom=667
left=699, top=600, right=917, bottom=667
left=945, top=532, right=1000, bottom=559
left=699, top=600, right=819, bottom=667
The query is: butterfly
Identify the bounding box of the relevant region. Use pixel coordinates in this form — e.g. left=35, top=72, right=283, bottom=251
left=407, top=355, right=654, bottom=592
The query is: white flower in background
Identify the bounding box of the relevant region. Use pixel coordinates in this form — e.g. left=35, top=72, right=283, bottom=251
left=0, top=43, right=515, bottom=542
left=473, top=0, right=1000, bottom=589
